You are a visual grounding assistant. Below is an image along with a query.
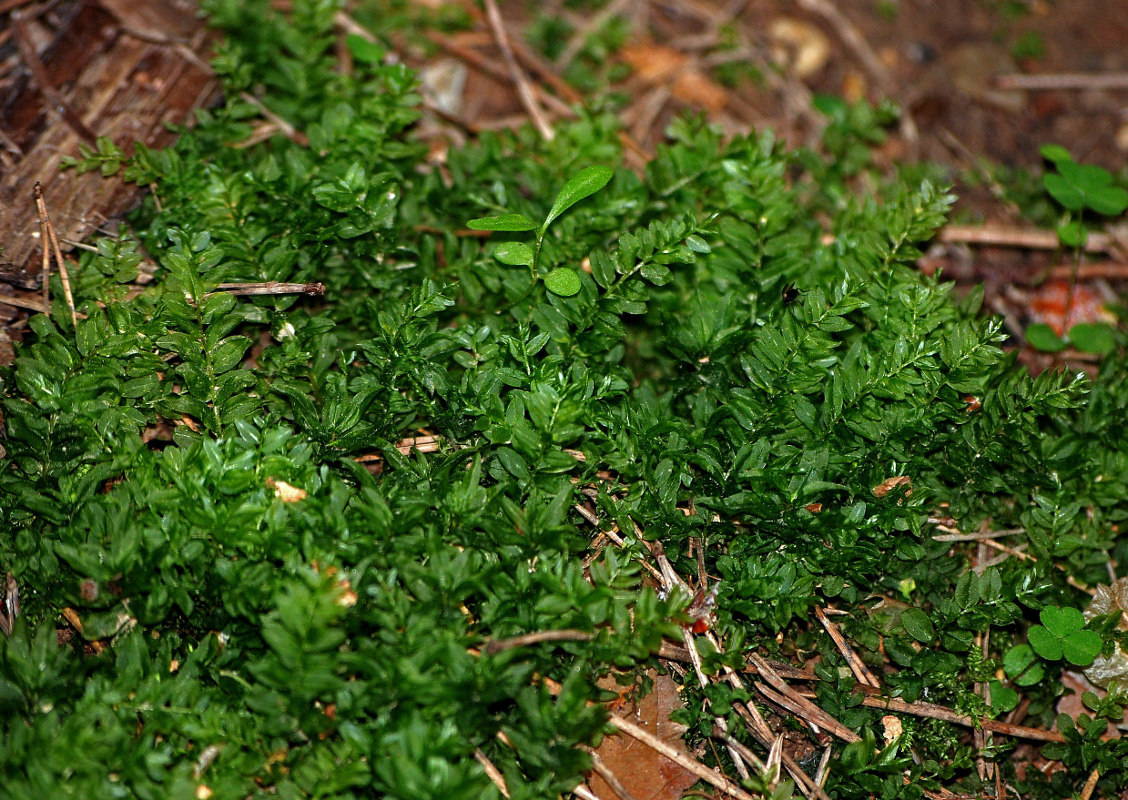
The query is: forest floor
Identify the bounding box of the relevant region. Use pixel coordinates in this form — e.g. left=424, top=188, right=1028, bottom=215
left=3, top=2, right=1128, bottom=798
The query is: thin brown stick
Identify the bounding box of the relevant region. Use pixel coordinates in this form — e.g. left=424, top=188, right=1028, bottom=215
left=238, top=92, right=310, bottom=147
left=554, top=0, right=633, bottom=70
left=931, top=527, right=1024, bottom=543
left=749, top=653, right=860, bottom=742
left=485, top=629, right=594, bottom=654
left=855, top=693, right=1069, bottom=742
left=34, top=183, right=78, bottom=329
left=739, top=654, right=1110, bottom=745
left=715, top=654, right=820, bottom=798
left=513, top=660, right=758, bottom=800
left=0, top=125, right=23, bottom=157
left=481, top=0, right=553, bottom=140
left=979, top=538, right=1095, bottom=595
left=753, top=682, right=860, bottom=744
left=683, top=628, right=751, bottom=781
left=573, top=506, right=663, bottom=581
left=211, top=281, right=326, bottom=296
left=423, top=31, right=571, bottom=119
left=572, top=784, right=606, bottom=800
left=792, top=685, right=1115, bottom=743
left=938, top=224, right=1117, bottom=254
left=1080, top=767, right=1100, bottom=800
left=997, top=72, right=1128, bottom=91
left=38, top=208, right=50, bottom=313
left=644, top=535, right=693, bottom=595
left=0, top=0, right=36, bottom=14
left=721, top=733, right=827, bottom=800
left=815, top=606, right=880, bottom=689
left=44, top=212, right=77, bottom=330
left=473, top=748, right=510, bottom=798
left=11, top=10, right=99, bottom=145
left=0, top=293, right=49, bottom=314
left=1048, top=261, right=1128, bottom=280
left=813, top=745, right=832, bottom=790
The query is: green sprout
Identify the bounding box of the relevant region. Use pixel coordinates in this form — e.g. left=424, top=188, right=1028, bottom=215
left=466, top=165, right=613, bottom=296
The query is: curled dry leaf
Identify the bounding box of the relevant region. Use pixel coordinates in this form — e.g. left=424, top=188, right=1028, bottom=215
left=872, top=475, right=912, bottom=499
left=1083, top=577, right=1128, bottom=692
left=0, top=572, right=18, bottom=637
left=266, top=477, right=306, bottom=503
left=768, top=17, right=831, bottom=79
left=881, top=715, right=903, bottom=746
left=336, top=579, right=358, bottom=608
left=589, top=670, right=699, bottom=800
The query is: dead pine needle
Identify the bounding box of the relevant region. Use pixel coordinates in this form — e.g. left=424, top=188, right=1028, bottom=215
left=33, top=183, right=78, bottom=330
left=815, top=606, right=880, bottom=689
left=472, top=748, right=510, bottom=798
left=211, top=281, right=326, bottom=297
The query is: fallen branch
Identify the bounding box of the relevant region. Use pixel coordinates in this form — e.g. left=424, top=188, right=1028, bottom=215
left=938, top=224, right=1118, bottom=254
left=815, top=606, right=880, bottom=689
left=484, top=629, right=594, bottom=654
left=34, top=182, right=79, bottom=329
left=481, top=0, right=554, bottom=140
left=997, top=72, right=1128, bottom=91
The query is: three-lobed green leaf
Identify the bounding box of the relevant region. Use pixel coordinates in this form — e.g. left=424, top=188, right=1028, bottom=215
left=1027, top=607, right=1103, bottom=666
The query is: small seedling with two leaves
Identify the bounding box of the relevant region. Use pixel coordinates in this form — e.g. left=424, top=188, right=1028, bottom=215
left=1026, top=145, right=1128, bottom=355
left=466, top=164, right=613, bottom=296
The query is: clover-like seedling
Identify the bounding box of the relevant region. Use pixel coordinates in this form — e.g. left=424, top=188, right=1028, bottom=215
left=466, top=165, right=613, bottom=296
left=1041, top=145, right=1128, bottom=221
left=1026, top=321, right=1117, bottom=357
left=1027, top=606, right=1103, bottom=666
left=1025, top=146, right=1127, bottom=357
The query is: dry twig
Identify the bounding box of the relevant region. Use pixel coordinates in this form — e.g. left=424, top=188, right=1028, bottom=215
left=997, top=72, right=1128, bottom=91
left=473, top=748, right=510, bottom=798
left=815, top=607, right=880, bottom=689
left=211, top=281, right=326, bottom=297
left=939, top=224, right=1118, bottom=254
left=481, top=0, right=554, bottom=140
left=34, top=183, right=78, bottom=329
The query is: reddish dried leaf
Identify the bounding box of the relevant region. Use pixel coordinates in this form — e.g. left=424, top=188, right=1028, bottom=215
left=1027, top=280, right=1114, bottom=336
left=589, top=671, right=699, bottom=800
left=620, top=44, right=728, bottom=113
left=872, top=475, right=912, bottom=499
left=620, top=44, right=689, bottom=83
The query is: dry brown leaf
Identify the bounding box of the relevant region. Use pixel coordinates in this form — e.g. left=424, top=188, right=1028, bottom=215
left=768, top=17, right=831, bottom=79
left=588, top=670, right=699, bottom=800
left=872, top=475, right=912, bottom=499
left=621, top=44, right=689, bottom=84
left=621, top=45, right=728, bottom=113
left=671, top=71, right=728, bottom=114
left=266, top=477, right=307, bottom=503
